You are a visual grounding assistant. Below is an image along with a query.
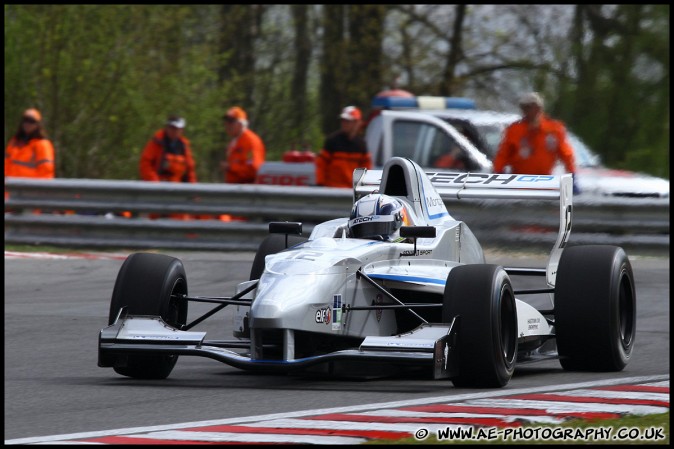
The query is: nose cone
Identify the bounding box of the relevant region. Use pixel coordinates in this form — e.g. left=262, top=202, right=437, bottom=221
left=249, top=271, right=347, bottom=329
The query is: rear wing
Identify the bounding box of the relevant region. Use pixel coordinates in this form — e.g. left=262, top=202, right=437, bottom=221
left=353, top=168, right=573, bottom=287
left=355, top=169, right=566, bottom=200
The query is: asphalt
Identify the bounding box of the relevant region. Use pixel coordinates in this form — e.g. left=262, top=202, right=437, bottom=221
left=3, top=248, right=669, bottom=440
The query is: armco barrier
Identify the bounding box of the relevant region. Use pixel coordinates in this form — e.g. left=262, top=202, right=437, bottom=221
left=4, top=178, right=669, bottom=253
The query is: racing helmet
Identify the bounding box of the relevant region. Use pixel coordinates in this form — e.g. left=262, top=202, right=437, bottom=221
left=348, top=194, right=408, bottom=241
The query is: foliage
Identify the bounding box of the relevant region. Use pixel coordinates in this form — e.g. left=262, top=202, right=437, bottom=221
left=556, top=5, right=669, bottom=178
left=4, top=5, right=669, bottom=181
left=5, top=5, right=230, bottom=181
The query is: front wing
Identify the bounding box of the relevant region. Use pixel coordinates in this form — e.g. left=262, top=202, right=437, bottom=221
left=99, top=315, right=459, bottom=379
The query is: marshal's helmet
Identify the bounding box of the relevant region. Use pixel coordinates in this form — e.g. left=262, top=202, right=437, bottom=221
left=348, top=194, right=408, bottom=241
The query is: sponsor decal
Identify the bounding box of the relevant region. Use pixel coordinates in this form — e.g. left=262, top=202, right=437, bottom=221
left=481, top=174, right=518, bottom=185
left=517, top=175, right=555, bottom=182
left=332, top=294, right=342, bottom=331
left=399, top=249, right=433, bottom=257
left=374, top=294, right=384, bottom=322
left=315, top=307, right=331, bottom=325
left=350, top=216, right=375, bottom=225
left=292, top=251, right=322, bottom=261
left=131, top=335, right=181, bottom=340
left=425, top=196, right=444, bottom=208
left=545, top=133, right=558, bottom=151
left=528, top=317, right=540, bottom=331
left=427, top=172, right=517, bottom=185
left=559, top=205, right=572, bottom=249
left=452, top=173, right=489, bottom=184
left=444, top=342, right=450, bottom=370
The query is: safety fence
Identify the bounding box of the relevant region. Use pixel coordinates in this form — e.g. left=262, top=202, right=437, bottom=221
left=4, top=178, right=669, bottom=253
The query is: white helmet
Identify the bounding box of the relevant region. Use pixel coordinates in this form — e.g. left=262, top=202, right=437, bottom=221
left=348, top=194, right=407, bottom=241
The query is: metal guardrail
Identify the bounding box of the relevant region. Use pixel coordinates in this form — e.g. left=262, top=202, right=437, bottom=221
left=4, top=178, right=670, bottom=253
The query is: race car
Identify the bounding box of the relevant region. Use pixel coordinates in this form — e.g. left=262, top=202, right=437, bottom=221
left=98, top=157, right=636, bottom=387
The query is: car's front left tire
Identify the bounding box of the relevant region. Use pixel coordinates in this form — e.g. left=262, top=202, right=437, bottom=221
left=108, top=252, right=188, bottom=379
left=443, top=264, right=518, bottom=388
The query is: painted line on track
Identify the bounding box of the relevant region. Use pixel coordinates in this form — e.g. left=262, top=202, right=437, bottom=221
left=5, top=374, right=669, bottom=445
left=4, top=251, right=128, bottom=260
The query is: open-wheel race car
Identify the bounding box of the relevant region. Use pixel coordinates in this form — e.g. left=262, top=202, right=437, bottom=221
left=99, top=157, right=636, bottom=387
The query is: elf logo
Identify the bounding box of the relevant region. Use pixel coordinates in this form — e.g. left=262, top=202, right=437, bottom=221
left=315, top=307, right=331, bottom=325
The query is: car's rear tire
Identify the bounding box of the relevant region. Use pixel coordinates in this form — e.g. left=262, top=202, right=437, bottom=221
left=249, top=234, right=308, bottom=280
left=555, top=245, right=636, bottom=371
left=443, top=264, right=518, bottom=388
left=108, top=253, right=189, bottom=379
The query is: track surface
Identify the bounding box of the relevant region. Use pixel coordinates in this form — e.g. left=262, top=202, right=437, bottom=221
left=3, top=248, right=669, bottom=441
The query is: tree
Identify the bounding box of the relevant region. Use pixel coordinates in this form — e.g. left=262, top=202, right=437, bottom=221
left=218, top=5, right=265, bottom=108
left=560, top=5, right=669, bottom=177
left=319, top=5, right=346, bottom=135
left=4, top=5, right=667, bottom=181
left=290, top=5, right=312, bottom=144
left=5, top=5, right=232, bottom=181
left=344, top=5, right=386, bottom=108
left=439, top=4, right=466, bottom=96
left=387, top=5, right=556, bottom=101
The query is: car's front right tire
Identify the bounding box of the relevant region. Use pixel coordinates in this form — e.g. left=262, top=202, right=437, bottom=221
left=249, top=234, right=308, bottom=281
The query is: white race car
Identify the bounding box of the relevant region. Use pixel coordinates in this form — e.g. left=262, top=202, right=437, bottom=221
left=99, top=157, right=636, bottom=387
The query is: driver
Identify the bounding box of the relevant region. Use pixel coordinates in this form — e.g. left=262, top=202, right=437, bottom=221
left=348, top=194, right=410, bottom=242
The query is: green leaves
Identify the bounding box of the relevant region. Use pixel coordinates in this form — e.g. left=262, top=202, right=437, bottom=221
left=4, top=5, right=668, bottom=181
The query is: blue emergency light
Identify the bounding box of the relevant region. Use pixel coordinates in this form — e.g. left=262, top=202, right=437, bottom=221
left=371, top=96, right=476, bottom=110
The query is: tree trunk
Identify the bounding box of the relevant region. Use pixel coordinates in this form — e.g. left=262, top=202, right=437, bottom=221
left=218, top=5, right=265, bottom=108
left=291, top=5, right=312, bottom=143
left=603, top=5, right=641, bottom=167
left=320, top=4, right=345, bottom=135
left=569, top=5, right=602, bottom=150
left=346, top=5, right=386, bottom=111
left=400, top=19, right=416, bottom=90
left=215, top=5, right=265, bottom=180
left=439, top=5, right=466, bottom=96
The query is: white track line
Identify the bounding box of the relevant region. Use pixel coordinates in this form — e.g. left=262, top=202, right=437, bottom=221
left=544, top=389, right=669, bottom=401
left=5, top=251, right=71, bottom=259
left=641, top=381, right=669, bottom=387
left=124, top=431, right=365, bottom=445
left=350, top=409, right=565, bottom=425
left=32, top=443, right=103, bottom=446
left=4, top=251, right=127, bottom=260
left=5, top=374, right=668, bottom=445
left=466, top=399, right=669, bottom=415
left=239, top=419, right=470, bottom=433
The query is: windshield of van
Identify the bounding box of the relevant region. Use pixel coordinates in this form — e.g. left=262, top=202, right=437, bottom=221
left=566, top=132, right=602, bottom=167
left=472, top=124, right=503, bottom=158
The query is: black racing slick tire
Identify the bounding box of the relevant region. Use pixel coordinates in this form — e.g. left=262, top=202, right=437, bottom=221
left=443, top=264, right=518, bottom=388
left=108, top=253, right=189, bottom=379
left=555, top=245, right=636, bottom=371
left=249, top=234, right=308, bottom=281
